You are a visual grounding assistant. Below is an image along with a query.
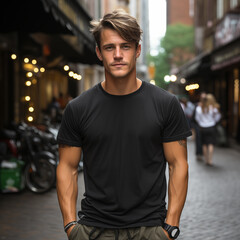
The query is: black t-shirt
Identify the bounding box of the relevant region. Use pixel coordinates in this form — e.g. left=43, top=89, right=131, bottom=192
left=57, top=81, right=192, bottom=228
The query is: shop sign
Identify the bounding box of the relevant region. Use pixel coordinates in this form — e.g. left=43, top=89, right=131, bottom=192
left=213, top=45, right=240, bottom=65
left=211, top=41, right=240, bottom=70
left=215, top=13, right=240, bottom=48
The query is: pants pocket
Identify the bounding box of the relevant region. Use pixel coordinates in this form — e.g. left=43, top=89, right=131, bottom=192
left=68, top=223, right=80, bottom=240
left=158, top=226, right=169, bottom=240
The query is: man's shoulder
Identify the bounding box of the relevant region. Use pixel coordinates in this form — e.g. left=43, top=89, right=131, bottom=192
left=144, top=81, right=175, bottom=101
left=68, top=84, right=100, bottom=107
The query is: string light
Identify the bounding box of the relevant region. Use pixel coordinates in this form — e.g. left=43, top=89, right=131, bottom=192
left=27, top=116, right=33, bottom=122
left=25, top=81, right=32, bottom=86
left=34, top=67, right=39, bottom=73
left=40, top=67, right=45, bottom=72
left=24, top=58, right=29, bottom=63
left=68, top=71, right=74, bottom=77
left=77, top=75, right=82, bottom=80
left=25, top=96, right=31, bottom=101
left=11, top=54, right=17, bottom=60
left=64, top=65, right=69, bottom=71
left=28, top=107, right=34, bottom=112
left=26, top=72, right=33, bottom=78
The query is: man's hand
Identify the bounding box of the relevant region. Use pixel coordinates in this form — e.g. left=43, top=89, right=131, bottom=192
left=163, top=228, right=172, bottom=240
left=66, top=224, right=76, bottom=238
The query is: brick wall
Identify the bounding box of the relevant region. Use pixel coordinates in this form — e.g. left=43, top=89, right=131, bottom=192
left=167, top=0, right=194, bottom=25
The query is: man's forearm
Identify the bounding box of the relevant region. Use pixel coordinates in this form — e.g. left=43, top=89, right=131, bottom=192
left=56, top=163, right=79, bottom=226
left=166, top=160, right=188, bottom=226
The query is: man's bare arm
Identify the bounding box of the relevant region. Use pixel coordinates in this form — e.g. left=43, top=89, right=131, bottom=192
left=163, top=139, right=188, bottom=228
left=56, top=145, right=82, bottom=235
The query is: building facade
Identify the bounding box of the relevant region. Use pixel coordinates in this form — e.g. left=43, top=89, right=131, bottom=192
left=0, top=0, right=101, bottom=127
left=167, top=0, right=194, bottom=25
left=177, top=0, right=240, bottom=143
left=0, top=0, right=150, bottom=128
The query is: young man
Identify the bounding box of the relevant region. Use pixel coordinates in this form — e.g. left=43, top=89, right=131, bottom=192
left=57, top=10, right=191, bottom=240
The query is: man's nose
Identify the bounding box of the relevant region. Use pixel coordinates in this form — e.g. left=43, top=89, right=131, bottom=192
left=114, top=47, right=123, bottom=58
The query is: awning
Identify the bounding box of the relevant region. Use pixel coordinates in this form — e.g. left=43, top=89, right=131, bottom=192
left=211, top=38, right=240, bottom=71
left=177, top=52, right=210, bottom=78
left=0, top=0, right=100, bottom=64
left=1, top=0, right=71, bottom=34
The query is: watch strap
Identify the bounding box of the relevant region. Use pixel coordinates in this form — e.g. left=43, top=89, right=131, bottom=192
left=163, top=223, right=180, bottom=239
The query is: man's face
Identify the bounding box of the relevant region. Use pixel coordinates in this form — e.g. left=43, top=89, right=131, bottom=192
left=96, top=28, right=141, bottom=79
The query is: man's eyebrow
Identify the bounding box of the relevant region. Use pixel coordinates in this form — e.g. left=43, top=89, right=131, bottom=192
left=102, top=43, right=114, bottom=48
left=102, top=42, right=131, bottom=47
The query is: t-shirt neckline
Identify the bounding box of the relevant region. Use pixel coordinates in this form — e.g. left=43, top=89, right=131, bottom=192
left=98, top=81, right=145, bottom=98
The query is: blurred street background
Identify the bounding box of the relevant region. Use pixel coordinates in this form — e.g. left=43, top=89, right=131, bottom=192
left=1, top=139, right=240, bottom=240
left=1, top=0, right=240, bottom=239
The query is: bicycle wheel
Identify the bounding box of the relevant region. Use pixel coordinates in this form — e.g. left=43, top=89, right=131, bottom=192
left=24, top=158, right=56, bottom=193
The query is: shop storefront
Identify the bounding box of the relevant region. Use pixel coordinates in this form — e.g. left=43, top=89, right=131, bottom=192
left=0, top=0, right=100, bottom=128
left=211, top=38, right=240, bottom=141
left=177, top=11, right=240, bottom=143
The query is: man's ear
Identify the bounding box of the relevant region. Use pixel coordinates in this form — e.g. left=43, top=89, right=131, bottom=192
left=96, top=46, right=103, bottom=61
left=136, top=44, right=141, bottom=59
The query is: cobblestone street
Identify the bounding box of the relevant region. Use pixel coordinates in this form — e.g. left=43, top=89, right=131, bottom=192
left=0, top=139, right=240, bottom=240
left=179, top=139, right=240, bottom=240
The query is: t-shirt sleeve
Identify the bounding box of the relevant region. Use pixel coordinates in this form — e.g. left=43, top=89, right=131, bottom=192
left=57, top=103, right=82, bottom=147
left=161, top=96, right=192, bottom=142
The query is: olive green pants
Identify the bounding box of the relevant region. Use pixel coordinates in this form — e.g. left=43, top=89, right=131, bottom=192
left=69, top=223, right=169, bottom=240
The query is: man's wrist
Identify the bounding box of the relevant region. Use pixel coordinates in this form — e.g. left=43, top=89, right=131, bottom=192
left=64, top=220, right=78, bottom=233
left=163, top=222, right=180, bottom=239
left=66, top=225, right=76, bottom=237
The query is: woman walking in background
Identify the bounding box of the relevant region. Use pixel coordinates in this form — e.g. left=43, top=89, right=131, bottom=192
left=195, top=94, right=221, bottom=166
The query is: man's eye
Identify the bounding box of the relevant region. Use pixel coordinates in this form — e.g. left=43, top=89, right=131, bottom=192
left=122, top=45, right=130, bottom=49
left=105, top=46, right=113, bottom=51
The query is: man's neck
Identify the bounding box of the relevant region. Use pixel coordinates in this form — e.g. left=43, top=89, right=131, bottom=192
left=101, top=78, right=142, bottom=95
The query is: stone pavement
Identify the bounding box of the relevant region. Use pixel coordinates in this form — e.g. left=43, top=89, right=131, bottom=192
left=0, top=139, right=240, bottom=240
left=178, top=139, right=240, bottom=240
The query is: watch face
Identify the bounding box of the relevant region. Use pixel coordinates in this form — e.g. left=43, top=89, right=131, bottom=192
left=171, top=227, right=180, bottom=238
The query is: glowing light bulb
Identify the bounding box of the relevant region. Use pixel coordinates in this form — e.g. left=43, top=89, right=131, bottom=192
left=34, top=68, right=39, bottom=73
left=29, top=107, right=34, bottom=112
left=26, top=72, right=33, bottom=78
left=24, top=58, right=29, bottom=63
left=68, top=71, right=74, bottom=77
left=27, top=116, right=33, bottom=122
left=25, top=81, right=32, bottom=86
left=25, top=96, right=31, bottom=101
left=11, top=54, right=17, bottom=60
left=64, top=65, right=69, bottom=71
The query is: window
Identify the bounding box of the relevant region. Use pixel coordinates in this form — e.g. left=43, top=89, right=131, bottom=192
left=189, top=0, right=194, bottom=17
left=230, top=0, right=238, bottom=8
left=217, top=0, right=224, bottom=19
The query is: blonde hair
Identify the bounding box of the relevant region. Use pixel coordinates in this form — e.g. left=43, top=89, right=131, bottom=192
left=90, top=9, right=142, bottom=49
left=202, top=93, right=220, bottom=113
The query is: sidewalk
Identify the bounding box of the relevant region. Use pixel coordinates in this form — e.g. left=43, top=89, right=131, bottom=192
left=0, top=140, right=240, bottom=240
left=179, top=139, right=240, bottom=240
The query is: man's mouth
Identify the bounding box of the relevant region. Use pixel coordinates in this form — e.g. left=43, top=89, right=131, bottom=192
left=111, top=63, right=126, bottom=67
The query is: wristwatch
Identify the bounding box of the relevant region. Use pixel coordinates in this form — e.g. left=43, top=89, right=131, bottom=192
left=163, top=223, right=180, bottom=239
